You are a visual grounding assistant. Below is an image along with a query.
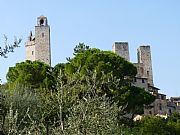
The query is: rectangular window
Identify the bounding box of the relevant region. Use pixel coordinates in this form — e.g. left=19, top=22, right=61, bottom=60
left=32, top=51, right=34, bottom=55
left=142, top=79, right=145, bottom=83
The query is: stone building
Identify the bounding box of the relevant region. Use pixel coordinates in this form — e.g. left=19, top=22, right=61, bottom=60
left=25, top=15, right=51, bottom=65
left=167, top=99, right=177, bottom=115
left=168, top=97, right=180, bottom=114
left=112, top=42, right=168, bottom=116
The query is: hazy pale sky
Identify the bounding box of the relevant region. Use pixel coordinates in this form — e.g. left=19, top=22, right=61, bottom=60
left=0, top=0, right=180, bottom=97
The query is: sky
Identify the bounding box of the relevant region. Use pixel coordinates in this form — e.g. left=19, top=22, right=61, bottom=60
left=0, top=0, right=180, bottom=97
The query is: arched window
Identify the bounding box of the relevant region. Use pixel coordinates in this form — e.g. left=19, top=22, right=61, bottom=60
left=40, top=19, right=44, bottom=26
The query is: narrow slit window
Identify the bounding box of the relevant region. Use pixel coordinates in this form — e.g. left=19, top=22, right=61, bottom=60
left=42, top=33, right=44, bottom=37
left=147, top=71, right=149, bottom=76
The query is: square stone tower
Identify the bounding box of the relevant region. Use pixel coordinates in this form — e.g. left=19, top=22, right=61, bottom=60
left=137, top=46, right=154, bottom=86
left=112, top=42, right=130, bottom=61
left=25, top=15, right=51, bottom=65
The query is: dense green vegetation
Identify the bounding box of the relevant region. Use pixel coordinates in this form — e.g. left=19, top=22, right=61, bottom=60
left=0, top=43, right=179, bottom=134
left=7, top=60, right=54, bottom=89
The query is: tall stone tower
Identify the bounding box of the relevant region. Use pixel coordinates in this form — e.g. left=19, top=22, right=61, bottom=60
left=112, top=42, right=130, bottom=61
left=25, top=15, right=51, bottom=65
left=137, top=46, right=154, bottom=86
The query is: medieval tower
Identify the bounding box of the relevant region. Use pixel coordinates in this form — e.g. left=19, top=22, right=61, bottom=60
left=25, top=15, right=51, bottom=65
left=112, top=42, right=154, bottom=86
left=137, top=46, right=154, bottom=86
left=112, top=42, right=130, bottom=61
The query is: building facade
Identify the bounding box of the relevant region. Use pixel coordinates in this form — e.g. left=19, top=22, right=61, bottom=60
left=25, top=16, right=51, bottom=65
left=112, top=42, right=170, bottom=116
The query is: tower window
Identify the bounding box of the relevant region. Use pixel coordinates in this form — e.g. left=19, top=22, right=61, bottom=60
left=147, top=71, right=149, bottom=76
left=40, top=19, right=44, bottom=26
left=142, top=79, right=145, bottom=83
left=42, top=33, right=44, bottom=37
left=32, top=51, right=34, bottom=55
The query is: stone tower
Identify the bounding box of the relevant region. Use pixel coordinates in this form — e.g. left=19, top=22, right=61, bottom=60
left=25, top=15, right=51, bottom=65
left=137, top=46, right=154, bottom=86
left=112, top=42, right=130, bottom=61
left=25, top=31, right=35, bottom=61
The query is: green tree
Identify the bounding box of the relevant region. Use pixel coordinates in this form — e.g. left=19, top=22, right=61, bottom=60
left=73, top=42, right=90, bottom=55
left=166, top=112, right=180, bottom=134
left=53, top=63, right=67, bottom=85
left=65, top=48, right=137, bottom=82
left=0, top=71, right=140, bottom=134
left=65, top=46, right=155, bottom=118
left=117, top=86, right=155, bottom=127
left=0, top=86, right=42, bottom=132
left=2, top=44, right=157, bottom=134
left=6, top=60, right=54, bottom=89
left=0, top=36, right=22, bottom=134
left=137, top=115, right=180, bottom=135
left=138, top=116, right=168, bottom=135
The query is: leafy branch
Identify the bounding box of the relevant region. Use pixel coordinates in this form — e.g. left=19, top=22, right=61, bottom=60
left=0, top=35, right=22, bottom=58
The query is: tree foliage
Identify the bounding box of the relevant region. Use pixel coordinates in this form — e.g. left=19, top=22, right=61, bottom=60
left=124, top=86, right=155, bottom=115
left=6, top=60, right=54, bottom=89
left=66, top=48, right=137, bottom=83
left=0, top=70, right=127, bottom=134
left=138, top=114, right=180, bottom=135
left=0, top=43, right=161, bottom=134
left=64, top=45, right=154, bottom=117
left=73, top=42, right=90, bottom=55
left=0, top=35, right=22, bottom=58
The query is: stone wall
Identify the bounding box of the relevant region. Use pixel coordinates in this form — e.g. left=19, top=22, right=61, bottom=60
left=25, top=41, right=35, bottom=61
left=35, top=25, right=51, bottom=65
left=134, top=63, right=146, bottom=78
left=112, top=42, right=130, bottom=61
left=132, top=77, right=148, bottom=90
left=137, top=46, right=154, bottom=86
